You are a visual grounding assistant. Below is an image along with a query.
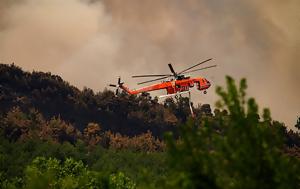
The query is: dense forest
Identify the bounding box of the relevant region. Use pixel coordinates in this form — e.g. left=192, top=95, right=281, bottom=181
left=0, top=63, right=300, bottom=188
left=0, top=63, right=210, bottom=137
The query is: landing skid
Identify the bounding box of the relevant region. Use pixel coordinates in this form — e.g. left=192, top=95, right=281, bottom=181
left=159, top=91, right=195, bottom=117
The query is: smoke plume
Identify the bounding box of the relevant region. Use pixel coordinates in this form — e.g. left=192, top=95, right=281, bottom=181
left=0, top=0, right=299, bottom=128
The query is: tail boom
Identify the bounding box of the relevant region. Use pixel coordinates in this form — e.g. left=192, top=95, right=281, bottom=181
left=120, top=82, right=172, bottom=95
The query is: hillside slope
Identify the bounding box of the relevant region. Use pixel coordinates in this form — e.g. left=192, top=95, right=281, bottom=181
left=0, top=63, right=209, bottom=137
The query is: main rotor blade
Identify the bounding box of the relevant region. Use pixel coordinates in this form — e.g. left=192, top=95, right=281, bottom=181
left=179, top=58, right=212, bottom=74
left=132, top=74, right=172, bottom=78
left=168, top=63, right=176, bottom=75
left=109, top=84, right=117, bottom=87
left=137, top=76, right=170, bottom=85
left=182, top=65, right=217, bottom=74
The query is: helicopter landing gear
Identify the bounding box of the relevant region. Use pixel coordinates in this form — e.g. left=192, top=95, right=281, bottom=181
left=188, top=91, right=195, bottom=117
left=204, top=90, right=207, bottom=94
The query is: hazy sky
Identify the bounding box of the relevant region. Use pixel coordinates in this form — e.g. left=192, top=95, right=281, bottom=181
left=0, top=0, right=299, bottom=128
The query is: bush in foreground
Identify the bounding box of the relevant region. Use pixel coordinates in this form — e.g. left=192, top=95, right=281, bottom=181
left=165, top=76, right=300, bottom=189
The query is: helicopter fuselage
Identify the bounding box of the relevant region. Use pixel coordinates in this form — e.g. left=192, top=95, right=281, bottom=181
left=120, top=77, right=211, bottom=95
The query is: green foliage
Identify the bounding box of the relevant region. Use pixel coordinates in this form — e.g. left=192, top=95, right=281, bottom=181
left=91, top=149, right=168, bottom=188
left=166, top=76, right=300, bottom=189
left=109, top=172, right=136, bottom=189
left=3, top=156, right=137, bottom=189
left=0, top=136, right=166, bottom=188
left=24, top=157, right=109, bottom=189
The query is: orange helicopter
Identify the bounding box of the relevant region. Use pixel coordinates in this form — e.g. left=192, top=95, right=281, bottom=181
left=109, top=58, right=216, bottom=116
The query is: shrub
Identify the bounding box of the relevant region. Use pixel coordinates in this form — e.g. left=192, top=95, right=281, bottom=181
left=165, top=76, right=300, bottom=189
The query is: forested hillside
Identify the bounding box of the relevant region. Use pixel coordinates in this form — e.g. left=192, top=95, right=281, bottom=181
left=0, top=63, right=300, bottom=188
left=0, top=63, right=196, bottom=137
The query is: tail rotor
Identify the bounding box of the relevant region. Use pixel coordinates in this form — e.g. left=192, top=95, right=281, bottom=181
left=109, top=77, right=124, bottom=95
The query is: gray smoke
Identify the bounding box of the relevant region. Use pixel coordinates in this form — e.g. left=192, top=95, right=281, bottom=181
left=0, top=0, right=299, bottom=128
